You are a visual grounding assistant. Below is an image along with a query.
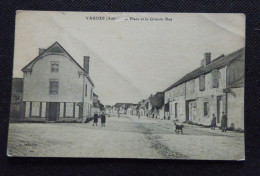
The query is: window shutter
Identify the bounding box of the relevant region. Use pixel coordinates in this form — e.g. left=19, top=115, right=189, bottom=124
left=212, top=69, right=219, bottom=88
left=199, top=75, right=205, bottom=91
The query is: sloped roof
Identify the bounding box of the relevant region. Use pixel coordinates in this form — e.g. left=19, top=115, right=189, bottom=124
left=165, top=48, right=245, bottom=92
left=124, top=103, right=133, bottom=109
left=22, top=42, right=94, bottom=87
left=114, top=103, right=133, bottom=108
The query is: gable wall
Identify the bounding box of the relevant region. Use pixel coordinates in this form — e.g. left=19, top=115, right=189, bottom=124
left=23, top=54, right=84, bottom=102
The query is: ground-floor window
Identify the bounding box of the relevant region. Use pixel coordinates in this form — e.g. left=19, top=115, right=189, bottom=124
left=65, top=102, right=74, bottom=118
left=25, top=101, right=45, bottom=118
left=25, top=101, right=79, bottom=119
left=60, top=103, right=64, bottom=117
left=204, top=102, right=209, bottom=116
left=41, top=102, right=46, bottom=117
left=60, top=102, right=79, bottom=118
left=75, top=105, right=79, bottom=118
left=25, top=102, right=30, bottom=117
left=31, top=102, right=41, bottom=117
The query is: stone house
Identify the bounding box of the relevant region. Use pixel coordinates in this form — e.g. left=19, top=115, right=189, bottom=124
left=112, top=103, right=132, bottom=114
left=164, top=48, right=245, bottom=130
left=21, top=42, right=95, bottom=122
left=132, top=105, right=139, bottom=116
left=119, top=103, right=133, bottom=114
left=126, top=104, right=138, bottom=115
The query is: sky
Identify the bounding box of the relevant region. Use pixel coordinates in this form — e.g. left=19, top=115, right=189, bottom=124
left=13, top=11, right=245, bottom=105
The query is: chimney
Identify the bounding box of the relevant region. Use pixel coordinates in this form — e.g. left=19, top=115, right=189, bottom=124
left=200, top=53, right=211, bottom=67
left=204, top=53, right=211, bottom=66
left=39, top=48, right=46, bottom=55
left=83, top=56, right=90, bottom=74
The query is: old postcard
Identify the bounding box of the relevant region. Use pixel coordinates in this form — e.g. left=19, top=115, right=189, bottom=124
left=8, top=11, right=245, bottom=160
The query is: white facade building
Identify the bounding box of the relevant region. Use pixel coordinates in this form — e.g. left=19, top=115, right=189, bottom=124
left=21, top=42, right=95, bottom=122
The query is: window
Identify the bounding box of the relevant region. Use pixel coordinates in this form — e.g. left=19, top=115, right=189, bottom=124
left=51, top=61, right=59, bottom=72
left=50, top=79, right=59, bottom=95
left=25, top=102, right=30, bottom=117
left=211, top=69, right=219, bottom=88
left=90, top=89, right=93, bottom=99
left=199, top=75, right=205, bottom=91
left=31, top=102, right=41, bottom=117
left=204, top=102, right=209, bottom=116
left=85, top=85, right=88, bottom=97
left=41, top=102, right=46, bottom=117
left=190, top=80, right=195, bottom=93
left=60, top=103, right=64, bottom=118
left=65, top=103, right=74, bottom=117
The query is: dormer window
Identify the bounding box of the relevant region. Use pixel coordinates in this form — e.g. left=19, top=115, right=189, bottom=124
left=51, top=61, right=59, bottom=72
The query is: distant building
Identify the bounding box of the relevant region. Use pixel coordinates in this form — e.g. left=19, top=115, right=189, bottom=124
left=21, top=42, right=95, bottom=122
left=119, top=103, right=133, bottom=114
left=104, top=105, right=112, bottom=114
left=138, top=100, right=147, bottom=116
left=112, top=103, right=132, bottom=114
left=132, top=104, right=139, bottom=116
left=126, top=104, right=138, bottom=115
left=164, top=48, right=245, bottom=130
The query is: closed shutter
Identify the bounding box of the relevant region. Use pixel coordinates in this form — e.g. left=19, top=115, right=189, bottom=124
left=199, top=75, right=205, bottom=91
left=212, top=69, right=219, bottom=88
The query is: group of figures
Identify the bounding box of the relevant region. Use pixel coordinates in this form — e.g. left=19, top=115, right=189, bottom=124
left=92, top=112, right=107, bottom=127
left=173, top=112, right=228, bottom=135
left=210, top=112, right=228, bottom=132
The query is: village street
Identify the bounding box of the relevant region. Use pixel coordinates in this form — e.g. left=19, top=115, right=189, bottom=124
left=8, top=114, right=244, bottom=160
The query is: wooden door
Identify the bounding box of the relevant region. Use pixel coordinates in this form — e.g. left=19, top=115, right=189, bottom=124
left=49, top=102, right=58, bottom=121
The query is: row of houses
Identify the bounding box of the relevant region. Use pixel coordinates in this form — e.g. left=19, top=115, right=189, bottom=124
left=10, top=42, right=104, bottom=122
left=162, top=48, right=245, bottom=131
left=110, top=92, right=164, bottom=119
left=111, top=48, right=245, bottom=131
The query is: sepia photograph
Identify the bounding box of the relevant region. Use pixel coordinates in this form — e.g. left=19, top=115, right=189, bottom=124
left=7, top=11, right=245, bottom=160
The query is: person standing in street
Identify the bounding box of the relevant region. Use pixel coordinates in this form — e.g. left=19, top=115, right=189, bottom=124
left=221, top=112, right=228, bottom=132
left=101, top=112, right=106, bottom=127
left=93, top=111, right=98, bottom=126
left=211, top=114, right=217, bottom=130
left=138, top=111, right=140, bottom=119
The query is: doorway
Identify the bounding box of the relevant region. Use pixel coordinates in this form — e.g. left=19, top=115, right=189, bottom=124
left=186, top=99, right=196, bottom=121
left=48, top=102, right=59, bottom=121
left=175, top=103, right=178, bottom=118
left=217, top=96, right=223, bottom=124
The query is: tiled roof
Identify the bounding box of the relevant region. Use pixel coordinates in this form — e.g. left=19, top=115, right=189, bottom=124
left=165, top=48, right=245, bottom=92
